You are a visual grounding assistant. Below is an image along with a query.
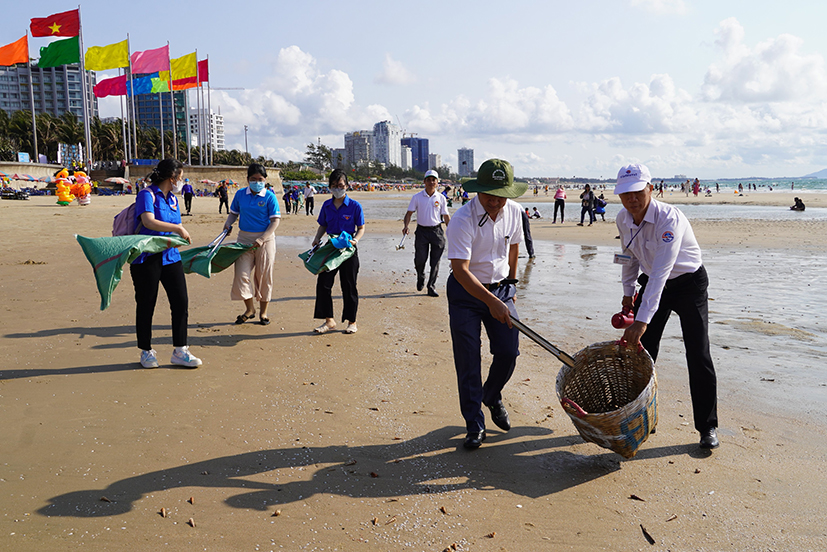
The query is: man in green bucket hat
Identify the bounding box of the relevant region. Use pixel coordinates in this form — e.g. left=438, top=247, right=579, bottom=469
left=445, top=159, right=528, bottom=449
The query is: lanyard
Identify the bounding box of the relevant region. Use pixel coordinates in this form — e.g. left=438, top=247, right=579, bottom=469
left=624, top=221, right=646, bottom=252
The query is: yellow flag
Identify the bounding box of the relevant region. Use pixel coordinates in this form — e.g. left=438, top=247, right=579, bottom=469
left=84, top=39, right=129, bottom=71
left=170, top=52, right=196, bottom=79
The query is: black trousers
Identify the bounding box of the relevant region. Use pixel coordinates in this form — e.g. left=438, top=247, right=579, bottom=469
left=580, top=205, right=595, bottom=224
left=314, top=251, right=359, bottom=322
left=414, top=225, right=445, bottom=291
left=521, top=212, right=535, bottom=257
left=184, top=193, right=193, bottom=213
left=130, top=256, right=188, bottom=351
left=305, top=196, right=314, bottom=215
left=634, top=266, right=718, bottom=432
left=553, top=199, right=565, bottom=222
left=218, top=197, right=229, bottom=213
left=447, top=274, right=520, bottom=433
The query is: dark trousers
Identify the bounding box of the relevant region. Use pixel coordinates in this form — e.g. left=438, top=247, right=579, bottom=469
left=184, top=193, right=193, bottom=213
left=218, top=197, right=229, bottom=213
left=314, top=252, right=360, bottom=322
left=634, top=266, right=718, bottom=432
left=305, top=196, right=314, bottom=215
left=130, top=256, right=188, bottom=351
left=553, top=199, right=565, bottom=222
left=414, top=225, right=445, bottom=292
left=284, top=199, right=291, bottom=214
left=521, top=211, right=535, bottom=257
left=580, top=205, right=595, bottom=224
left=447, top=274, right=520, bottom=433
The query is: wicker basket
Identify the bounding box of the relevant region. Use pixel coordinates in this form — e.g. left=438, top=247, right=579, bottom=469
left=556, top=341, right=657, bottom=458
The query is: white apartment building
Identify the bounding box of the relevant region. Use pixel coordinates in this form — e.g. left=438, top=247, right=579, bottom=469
left=188, top=108, right=225, bottom=151
left=345, top=130, right=372, bottom=166
left=428, top=153, right=442, bottom=170
left=401, top=146, right=412, bottom=170
left=372, top=120, right=402, bottom=167
left=458, top=147, right=474, bottom=177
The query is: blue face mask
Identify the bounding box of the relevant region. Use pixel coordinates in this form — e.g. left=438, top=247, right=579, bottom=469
left=249, top=181, right=265, bottom=193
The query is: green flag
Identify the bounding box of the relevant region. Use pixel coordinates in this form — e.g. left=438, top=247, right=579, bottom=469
left=39, top=35, right=80, bottom=68
left=151, top=75, right=169, bottom=93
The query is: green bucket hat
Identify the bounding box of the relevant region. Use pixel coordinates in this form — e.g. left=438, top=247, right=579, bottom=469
left=462, top=159, right=527, bottom=198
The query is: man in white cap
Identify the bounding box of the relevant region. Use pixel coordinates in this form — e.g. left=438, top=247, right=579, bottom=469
left=446, top=159, right=526, bottom=449
left=614, top=163, right=719, bottom=449
left=403, top=170, right=451, bottom=296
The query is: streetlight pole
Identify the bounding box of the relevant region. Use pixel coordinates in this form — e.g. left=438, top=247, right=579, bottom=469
left=244, top=125, right=248, bottom=157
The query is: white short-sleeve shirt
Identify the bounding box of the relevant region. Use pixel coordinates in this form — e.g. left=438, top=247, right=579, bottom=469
left=446, top=195, right=523, bottom=284
left=407, top=189, right=449, bottom=227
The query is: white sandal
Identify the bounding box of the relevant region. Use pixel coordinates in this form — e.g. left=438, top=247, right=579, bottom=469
left=314, top=323, right=335, bottom=334
left=344, top=323, right=358, bottom=334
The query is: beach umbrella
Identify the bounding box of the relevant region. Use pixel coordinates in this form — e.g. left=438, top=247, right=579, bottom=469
left=220, top=179, right=237, bottom=185
left=0, top=170, right=9, bottom=178
left=13, top=174, right=37, bottom=181
left=104, top=177, right=130, bottom=185
left=39, top=176, right=56, bottom=184
left=200, top=179, right=218, bottom=186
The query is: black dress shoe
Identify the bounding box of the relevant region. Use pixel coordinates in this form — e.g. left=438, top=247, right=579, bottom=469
left=416, top=276, right=424, bottom=291
left=487, top=402, right=511, bottom=431
left=463, top=430, right=486, bottom=449
left=699, top=427, right=719, bottom=449
left=427, top=288, right=439, bottom=297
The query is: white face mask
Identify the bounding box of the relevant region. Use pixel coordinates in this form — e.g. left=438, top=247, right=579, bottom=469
left=172, top=179, right=184, bottom=194
left=331, top=188, right=346, bottom=199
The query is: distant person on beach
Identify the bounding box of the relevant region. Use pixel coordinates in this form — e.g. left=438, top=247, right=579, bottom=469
left=402, top=170, right=451, bottom=297
left=594, top=193, right=607, bottom=221
left=304, top=182, right=316, bottom=215
left=521, top=207, right=535, bottom=258
left=791, top=197, right=806, bottom=211
left=532, top=207, right=541, bottom=218
left=217, top=182, right=229, bottom=214
left=553, top=185, right=566, bottom=223
left=283, top=187, right=292, bottom=214
left=578, top=184, right=595, bottom=226
left=291, top=186, right=301, bottom=214
left=223, top=163, right=281, bottom=326
left=446, top=159, right=525, bottom=450
left=182, top=179, right=194, bottom=215
left=716, top=183, right=719, bottom=193
left=613, top=162, right=719, bottom=449
left=311, top=169, right=365, bottom=335
left=656, top=181, right=664, bottom=198
left=130, top=158, right=202, bottom=369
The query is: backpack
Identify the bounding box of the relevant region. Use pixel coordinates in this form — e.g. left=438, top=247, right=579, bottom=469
left=112, top=199, right=144, bottom=236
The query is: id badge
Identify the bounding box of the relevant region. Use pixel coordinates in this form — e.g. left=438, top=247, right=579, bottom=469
left=614, top=253, right=632, bottom=265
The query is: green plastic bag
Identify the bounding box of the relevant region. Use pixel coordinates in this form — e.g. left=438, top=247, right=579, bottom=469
left=180, top=242, right=252, bottom=278
left=298, top=240, right=355, bottom=275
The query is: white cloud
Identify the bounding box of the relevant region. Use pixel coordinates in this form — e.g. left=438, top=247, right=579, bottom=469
left=374, top=54, right=417, bottom=86
left=702, top=18, right=827, bottom=102
left=629, top=0, right=686, bottom=15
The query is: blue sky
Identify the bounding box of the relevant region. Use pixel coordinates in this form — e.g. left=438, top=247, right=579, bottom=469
left=8, top=0, right=827, bottom=178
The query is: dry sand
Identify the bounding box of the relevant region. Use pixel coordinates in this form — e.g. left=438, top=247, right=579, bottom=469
left=1, top=192, right=826, bottom=551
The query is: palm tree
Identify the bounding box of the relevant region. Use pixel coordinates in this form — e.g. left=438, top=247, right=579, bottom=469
left=56, top=112, right=84, bottom=146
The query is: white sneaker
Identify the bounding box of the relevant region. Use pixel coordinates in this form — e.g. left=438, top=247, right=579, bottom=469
left=171, top=346, right=202, bottom=368
left=140, top=349, right=159, bottom=368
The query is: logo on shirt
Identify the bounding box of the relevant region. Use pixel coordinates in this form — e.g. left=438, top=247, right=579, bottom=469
left=662, top=231, right=674, bottom=243
left=258, top=200, right=265, bottom=207
left=343, top=215, right=351, bottom=221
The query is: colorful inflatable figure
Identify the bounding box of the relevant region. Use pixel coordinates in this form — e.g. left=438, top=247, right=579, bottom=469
left=72, top=171, right=92, bottom=206
left=55, top=169, right=74, bottom=206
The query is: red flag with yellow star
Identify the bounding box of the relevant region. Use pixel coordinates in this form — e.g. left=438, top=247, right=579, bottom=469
left=30, top=9, right=80, bottom=37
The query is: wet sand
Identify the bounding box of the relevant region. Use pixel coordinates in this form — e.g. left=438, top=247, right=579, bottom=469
left=1, top=193, right=826, bottom=550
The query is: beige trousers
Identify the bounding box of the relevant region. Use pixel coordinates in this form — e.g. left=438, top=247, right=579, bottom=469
left=231, top=229, right=276, bottom=302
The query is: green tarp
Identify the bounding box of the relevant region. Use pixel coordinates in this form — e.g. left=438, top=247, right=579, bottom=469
left=76, top=235, right=252, bottom=310
left=298, top=240, right=355, bottom=275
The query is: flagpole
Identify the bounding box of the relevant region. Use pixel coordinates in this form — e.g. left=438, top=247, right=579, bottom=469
left=77, top=4, right=94, bottom=170
left=166, top=41, right=178, bottom=160
left=25, top=30, right=39, bottom=163
left=185, top=88, right=191, bottom=165
left=200, top=71, right=206, bottom=165
left=206, top=54, right=212, bottom=165
left=195, top=65, right=202, bottom=165
left=126, top=33, right=138, bottom=160
left=119, top=68, right=128, bottom=163
left=159, top=90, right=164, bottom=159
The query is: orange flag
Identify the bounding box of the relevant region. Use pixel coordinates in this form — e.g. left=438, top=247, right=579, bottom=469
left=0, top=36, right=28, bottom=67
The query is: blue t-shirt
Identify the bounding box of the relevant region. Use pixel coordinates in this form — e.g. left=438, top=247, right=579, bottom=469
left=182, top=183, right=194, bottom=195
left=317, top=195, right=364, bottom=236
left=230, top=187, right=280, bottom=232
left=133, top=185, right=182, bottom=265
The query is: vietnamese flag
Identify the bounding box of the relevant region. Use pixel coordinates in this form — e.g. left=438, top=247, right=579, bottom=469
left=0, top=36, right=28, bottom=67
left=31, top=9, right=80, bottom=37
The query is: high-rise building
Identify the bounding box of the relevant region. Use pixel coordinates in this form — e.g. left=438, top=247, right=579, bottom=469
left=0, top=62, right=97, bottom=121
left=428, top=153, right=442, bottom=170
left=401, top=145, right=412, bottom=170
left=344, top=130, right=372, bottom=167
left=401, top=137, right=429, bottom=172
left=372, top=120, right=402, bottom=166
left=188, top=108, right=226, bottom=151
left=133, top=81, right=188, bottom=142
left=458, top=147, right=474, bottom=177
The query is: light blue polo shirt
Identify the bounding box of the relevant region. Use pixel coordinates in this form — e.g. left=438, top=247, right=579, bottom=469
left=230, top=187, right=280, bottom=232
left=133, top=185, right=183, bottom=265
left=318, top=195, right=364, bottom=236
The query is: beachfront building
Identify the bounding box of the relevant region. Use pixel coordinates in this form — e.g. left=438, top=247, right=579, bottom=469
left=132, top=81, right=187, bottom=142
left=331, top=148, right=347, bottom=169
left=188, top=108, right=226, bottom=151
left=344, top=130, right=372, bottom=167
left=428, top=153, right=442, bottom=170
left=372, top=120, right=402, bottom=167
left=0, top=62, right=98, bottom=121
left=458, top=147, right=474, bottom=177
left=401, top=136, right=429, bottom=172
left=401, top=145, right=412, bottom=170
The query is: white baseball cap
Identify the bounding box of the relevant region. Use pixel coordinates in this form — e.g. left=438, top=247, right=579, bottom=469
left=614, top=163, right=651, bottom=195
left=424, top=170, right=439, bottom=180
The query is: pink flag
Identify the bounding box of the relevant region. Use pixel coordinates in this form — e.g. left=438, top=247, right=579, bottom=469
left=131, top=45, right=169, bottom=73
left=197, top=59, right=209, bottom=83
left=94, top=74, right=127, bottom=97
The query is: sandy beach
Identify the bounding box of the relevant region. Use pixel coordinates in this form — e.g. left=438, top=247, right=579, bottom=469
left=1, top=191, right=826, bottom=551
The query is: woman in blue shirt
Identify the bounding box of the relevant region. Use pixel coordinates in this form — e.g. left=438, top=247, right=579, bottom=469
left=222, top=163, right=281, bottom=325
left=130, top=158, right=202, bottom=369
left=311, top=169, right=365, bottom=334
